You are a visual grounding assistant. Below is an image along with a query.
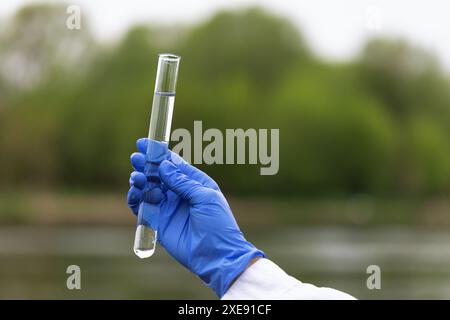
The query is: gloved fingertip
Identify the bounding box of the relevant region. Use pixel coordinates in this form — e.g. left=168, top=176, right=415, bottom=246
left=136, top=137, right=148, bottom=154
left=158, top=160, right=180, bottom=188
left=130, top=171, right=146, bottom=189
left=159, top=159, right=178, bottom=179
left=127, top=186, right=142, bottom=207
left=130, top=152, right=146, bottom=171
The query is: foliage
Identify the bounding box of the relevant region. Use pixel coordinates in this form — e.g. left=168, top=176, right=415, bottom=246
left=0, top=4, right=449, bottom=196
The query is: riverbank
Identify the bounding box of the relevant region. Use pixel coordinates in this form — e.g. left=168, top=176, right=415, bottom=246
left=0, top=191, right=449, bottom=226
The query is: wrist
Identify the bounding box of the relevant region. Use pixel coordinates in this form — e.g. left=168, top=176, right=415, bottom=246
left=205, top=246, right=264, bottom=298
left=246, top=256, right=262, bottom=270
left=227, top=256, right=262, bottom=289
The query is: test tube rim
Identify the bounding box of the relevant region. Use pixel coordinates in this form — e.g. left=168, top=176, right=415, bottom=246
left=159, top=53, right=181, bottom=61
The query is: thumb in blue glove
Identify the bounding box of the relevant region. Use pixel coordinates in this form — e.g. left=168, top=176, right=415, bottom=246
left=127, top=138, right=264, bottom=297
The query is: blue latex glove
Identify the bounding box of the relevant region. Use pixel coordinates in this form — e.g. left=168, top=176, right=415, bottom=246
left=127, top=138, right=264, bottom=297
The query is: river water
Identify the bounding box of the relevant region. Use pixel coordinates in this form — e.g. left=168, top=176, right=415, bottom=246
left=0, top=226, right=449, bottom=299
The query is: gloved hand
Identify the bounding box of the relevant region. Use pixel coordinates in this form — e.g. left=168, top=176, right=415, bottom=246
left=127, top=138, right=264, bottom=297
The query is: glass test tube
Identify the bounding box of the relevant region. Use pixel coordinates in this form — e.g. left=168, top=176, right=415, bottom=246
left=133, top=54, right=181, bottom=258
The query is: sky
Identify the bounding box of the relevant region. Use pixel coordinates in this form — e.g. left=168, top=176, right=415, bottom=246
left=1, top=0, right=450, bottom=70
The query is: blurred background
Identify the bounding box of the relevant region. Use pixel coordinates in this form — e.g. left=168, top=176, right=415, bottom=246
left=1, top=0, right=450, bottom=299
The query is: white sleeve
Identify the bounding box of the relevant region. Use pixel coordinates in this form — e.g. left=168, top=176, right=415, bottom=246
left=221, top=258, right=356, bottom=300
